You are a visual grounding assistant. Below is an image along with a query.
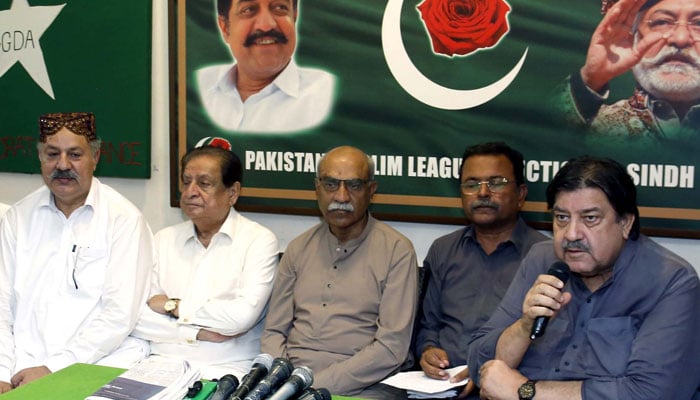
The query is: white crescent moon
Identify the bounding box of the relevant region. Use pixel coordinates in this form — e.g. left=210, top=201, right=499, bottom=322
left=382, top=0, right=528, bottom=110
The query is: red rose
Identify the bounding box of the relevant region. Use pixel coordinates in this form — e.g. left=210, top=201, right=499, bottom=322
left=417, top=0, right=512, bottom=57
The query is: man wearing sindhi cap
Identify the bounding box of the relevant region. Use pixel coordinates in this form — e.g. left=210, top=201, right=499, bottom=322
left=0, top=112, right=155, bottom=392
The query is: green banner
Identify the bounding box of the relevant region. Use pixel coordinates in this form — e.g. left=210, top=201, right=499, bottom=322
left=0, top=0, right=151, bottom=178
left=175, top=0, right=699, bottom=235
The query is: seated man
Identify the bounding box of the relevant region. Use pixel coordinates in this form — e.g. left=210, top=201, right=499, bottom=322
left=468, top=156, right=700, bottom=400
left=415, top=142, right=547, bottom=399
left=262, top=145, right=418, bottom=399
left=132, top=138, right=278, bottom=379
left=0, top=112, right=154, bottom=392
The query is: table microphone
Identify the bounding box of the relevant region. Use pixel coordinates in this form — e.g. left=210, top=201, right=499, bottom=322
left=266, top=366, right=313, bottom=400
left=243, top=357, right=293, bottom=400
left=530, top=261, right=570, bottom=340
left=209, top=374, right=239, bottom=400
left=228, top=353, right=274, bottom=400
left=296, top=388, right=331, bottom=400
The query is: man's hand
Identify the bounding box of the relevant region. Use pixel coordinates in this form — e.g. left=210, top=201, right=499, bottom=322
left=197, top=329, right=236, bottom=343
left=478, top=360, right=526, bottom=400
left=521, top=273, right=572, bottom=333
left=580, top=0, right=665, bottom=92
left=420, top=346, right=451, bottom=380
left=0, top=381, right=12, bottom=393
left=10, top=366, right=51, bottom=387
left=147, top=294, right=169, bottom=315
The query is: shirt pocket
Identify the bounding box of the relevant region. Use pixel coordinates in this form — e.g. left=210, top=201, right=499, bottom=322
left=73, top=246, right=108, bottom=292
left=585, top=316, right=636, bottom=376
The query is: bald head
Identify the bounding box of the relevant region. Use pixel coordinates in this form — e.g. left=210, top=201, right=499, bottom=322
left=317, top=146, right=375, bottom=181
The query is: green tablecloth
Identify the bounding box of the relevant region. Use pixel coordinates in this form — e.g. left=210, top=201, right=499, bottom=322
left=0, top=363, right=362, bottom=399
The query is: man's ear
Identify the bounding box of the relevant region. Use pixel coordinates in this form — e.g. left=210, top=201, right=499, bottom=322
left=368, top=180, right=378, bottom=198
left=229, top=181, right=241, bottom=206
left=517, top=184, right=528, bottom=208
left=620, top=213, right=635, bottom=240
left=218, top=15, right=229, bottom=37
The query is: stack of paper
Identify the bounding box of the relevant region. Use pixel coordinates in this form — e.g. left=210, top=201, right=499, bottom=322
left=381, top=365, right=469, bottom=399
left=86, top=355, right=200, bottom=400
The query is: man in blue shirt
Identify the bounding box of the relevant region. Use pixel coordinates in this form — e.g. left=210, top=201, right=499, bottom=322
left=468, top=156, right=700, bottom=400
left=415, top=142, right=547, bottom=399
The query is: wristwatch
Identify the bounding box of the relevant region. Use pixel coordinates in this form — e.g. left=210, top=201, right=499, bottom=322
left=518, top=379, right=537, bottom=400
left=164, top=298, right=180, bottom=316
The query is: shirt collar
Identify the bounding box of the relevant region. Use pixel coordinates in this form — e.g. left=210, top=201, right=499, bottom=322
left=217, top=59, right=301, bottom=98
left=182, top=208, right=238, bottom=246
left=460, top=216, right=530, bottom=253
left=40, top=177, right=98, bottom=213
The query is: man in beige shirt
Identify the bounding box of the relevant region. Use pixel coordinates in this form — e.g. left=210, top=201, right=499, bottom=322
left=262, top=146, right=418, bottom=399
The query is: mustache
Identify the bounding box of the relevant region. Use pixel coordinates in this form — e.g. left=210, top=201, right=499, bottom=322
left=470, top=199, right=499, bottom=211
left=50, top=169, right=80, bottom=181
left=328, top=202, right=354, bottom=212
left=641, top=46, right=700, bottom=69
left=243, top=29, right=288, bottom=47
left=561, top=239, right=590, bottom=252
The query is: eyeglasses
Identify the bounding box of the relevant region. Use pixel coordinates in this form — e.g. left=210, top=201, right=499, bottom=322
left=317, top=177, right=370, bottom=192
left=460, top=177, right=511, bottom=195
left=645, top=17, right=700, bottom=39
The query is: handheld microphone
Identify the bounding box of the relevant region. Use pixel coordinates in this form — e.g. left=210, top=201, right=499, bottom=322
left=296, top=388, right=331, bottom=400
left=530, top=261, right=570, bottom=340
left=242, top=357, right=293, bottom=400
left=265, top=366, right=313, bottom=400
left=228, top=353, right=274, bottom=400
left=208, top=374, right=239, bottom=400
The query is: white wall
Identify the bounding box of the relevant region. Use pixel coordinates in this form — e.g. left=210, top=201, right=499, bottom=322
left=1, top=1, right=697, bottom=271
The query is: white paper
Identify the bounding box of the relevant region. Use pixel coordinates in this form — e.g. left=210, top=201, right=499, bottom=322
left=381, top=365, right=469, bottom=397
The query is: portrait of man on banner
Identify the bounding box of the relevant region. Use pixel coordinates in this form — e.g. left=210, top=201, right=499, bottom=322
left=554, top=0, right=700, bottom=141
left=195, top=0, right=336, bottom=134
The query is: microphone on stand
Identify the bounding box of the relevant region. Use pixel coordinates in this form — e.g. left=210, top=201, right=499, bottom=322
left=295, top=388, right=331, bottom=400
left=530, top=261, right=570, bottom=340
left=228, top=353, right=274, bottom=400
left=265, top=366, right=313, bottom=400
left=242, top=357, right=293, bottom=400
left=208, top=374, right=239, bottom=400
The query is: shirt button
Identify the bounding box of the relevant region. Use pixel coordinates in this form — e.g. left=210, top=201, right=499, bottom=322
left=183, top=318, right=190, bottom=323
left=327, top=283, right=331, bottom=288
left=187, top=339, right=195, bottom=344
left=333, top=266, right=338, bottom=269
left=322, top=303, right=327, bottom=307
left=564, top=361, right=570, bottom=366
left=572, top=344, right=578, bottom=349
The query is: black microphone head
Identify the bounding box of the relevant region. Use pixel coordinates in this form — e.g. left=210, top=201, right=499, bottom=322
left=548, top=261, right=570, bottom=283
left=315, top=388, right=331, bottom=400
left=297, top=388, right=331, bottom=400
left=219, top=374, right=239, bottom=386
left=251, top=353, right=274, bottom=370
left=268, top=357, right=294, bottom=378
left=209, top=374, right=239, bottom=400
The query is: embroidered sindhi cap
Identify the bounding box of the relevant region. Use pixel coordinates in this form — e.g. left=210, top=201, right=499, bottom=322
left=39, top=112, right=97, bottom=143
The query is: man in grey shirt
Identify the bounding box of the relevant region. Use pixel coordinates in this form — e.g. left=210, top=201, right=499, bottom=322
left=415, top=142, right=547, bottom=399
